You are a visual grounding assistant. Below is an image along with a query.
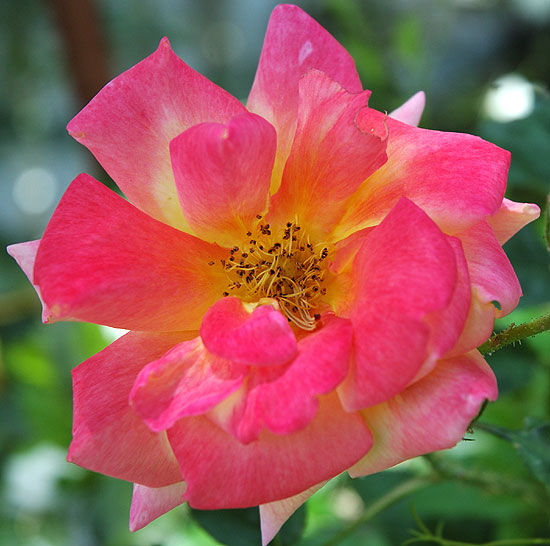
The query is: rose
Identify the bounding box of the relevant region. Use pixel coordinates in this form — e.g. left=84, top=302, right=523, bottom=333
left=8, top=4, right=539, bottom=544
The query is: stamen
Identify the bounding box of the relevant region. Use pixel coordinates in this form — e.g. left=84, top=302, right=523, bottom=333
left=218, top=220, right=330, bottom=330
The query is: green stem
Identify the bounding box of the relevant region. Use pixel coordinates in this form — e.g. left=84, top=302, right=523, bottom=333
left=407, top=535, right=550, bottom=546
left=423, top=453, right=545, bottom=504
left=478, top=313, right=550, bottom=355
left=319, top=476, right=436, bottom=546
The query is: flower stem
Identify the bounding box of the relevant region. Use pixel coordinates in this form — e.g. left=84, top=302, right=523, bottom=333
left=319, top=476, right=436, bottom=546
left=422, top=453, right=545, bottom=505
left=478, top=313, right=550, bottom=356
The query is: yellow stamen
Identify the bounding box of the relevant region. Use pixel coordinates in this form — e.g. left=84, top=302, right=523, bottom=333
left=214, top=220, right=330, bottom=330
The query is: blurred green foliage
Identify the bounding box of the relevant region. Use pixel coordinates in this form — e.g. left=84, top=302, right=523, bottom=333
left=1, top=0, right=548, bottom=545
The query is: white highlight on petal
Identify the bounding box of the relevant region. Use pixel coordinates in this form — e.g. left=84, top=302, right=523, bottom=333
left=483, top=74, right=535, bottom=122
left=13, top=167, right=58, bottom=215
left=298, top=40, right=313, bottom=65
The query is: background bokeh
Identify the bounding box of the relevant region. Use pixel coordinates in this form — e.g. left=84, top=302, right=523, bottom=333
left=1, top=1, right=549, bottom=545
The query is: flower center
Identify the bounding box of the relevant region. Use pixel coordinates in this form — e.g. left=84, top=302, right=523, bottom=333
left=215, top=218, right=329, bottom=330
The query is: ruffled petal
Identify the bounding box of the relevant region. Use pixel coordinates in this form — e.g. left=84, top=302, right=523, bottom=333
left=170, top=112, right=276, bottom=246
left=200, top=297, right=298, bottom=366
left=68, top=38, right=246, bottom=229
left=389, top=91, right=426, bottom=127
left=350, top=351, right=497, bottom=477
left=130, top=337, right=247, bottom=432
left=458, top=220, right=522, bottom=317
left=34, top=174, right=227, bottom=331
left=268, top=70, right=387, bottom=239
left=167, top=393, right=372, bottom=509
left=6, top=239, right=52, bottom=323
left=260, top=482, right=326, bottom=546
left=247, top=4, right=362, bottom=194
left=339, top=198, right=458, bottom=411
left=130, top=481, right=187, bottom=531
left=335, top=114, right=510, bottom=238
left=212, top=315, right=353, bottom=443
left=68, top=331, right=186, bottom=487
left=487, top=198, right=540, bottom=245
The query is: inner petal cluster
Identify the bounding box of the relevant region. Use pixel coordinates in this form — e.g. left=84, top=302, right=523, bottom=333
left=212, top=218, right=330, bottom=330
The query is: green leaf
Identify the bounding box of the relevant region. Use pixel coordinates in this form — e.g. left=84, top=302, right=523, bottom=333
left=277, top=504, right=307, bottom=545
left=477, top=419, right=550, bottom=490
left=513, top=420, right=550, bottom=490
left=189, top=507, right=261, bottom=546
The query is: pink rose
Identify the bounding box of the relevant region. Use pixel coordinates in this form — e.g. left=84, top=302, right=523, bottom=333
left=8, top=4, right=540, bottom=544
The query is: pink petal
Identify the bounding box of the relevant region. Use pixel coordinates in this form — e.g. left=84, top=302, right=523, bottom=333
left=421, top=236, right=471, bottom=367
left=260, top=482, right=326, bottom=546
left=7, top=239, right=52, bottom=323
left=167, top=393, right=372, bottom=509
left=268, top=70, right=387, bottom=239
left=247, top=4, right=362, bottom=193
left=130, top=337, right=246, bottom=432
left=68, top=331, right=185, bottom=487
left=487, top=198, right=540, bottom=245
left=220, top=315, right=353, bottom=443
left=340, top=198, right=459, bottom=411
left=458, top=220, right=522, bottom=317
left=350, top=351, right=497, bottom=477
left=447, top=291, right=496, bottom=357
left=170, top=112, right=276, bottom=246
left=200, top=297, right=298, bottom=366
left=34, top=173, right=227, bottom=331
left=130, top=481, right=187, bottom=531
left=68, top=38, right=246, bottom=229
left=336, top=114, right=510, bottom=238
left=389, top=91, right=426, bottom=127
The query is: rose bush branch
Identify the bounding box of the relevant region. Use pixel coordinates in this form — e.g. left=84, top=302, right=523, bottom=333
left=319, top=476, right=437, bottom=546
left=478, top=313, right=550, bottom=355
left=423, top=453, right=547, bottom=505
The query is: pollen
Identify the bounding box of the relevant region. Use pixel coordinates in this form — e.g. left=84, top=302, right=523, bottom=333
left=216, top=220, right=330, bottom=330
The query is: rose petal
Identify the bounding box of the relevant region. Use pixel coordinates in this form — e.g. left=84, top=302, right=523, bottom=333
left=421, top=236, right=471, bottom=366
left=130, top=336, right=246, bottom=432
left=170, top=112, right=276, bottom=245
left=34, top=174, right=227, bottom=331
left=458, top=220, right=522, bottom=317
left=168, top=393, right=372, bottom=509
left=259, top=482, right=326, bottom=546
left=487, top=198, right=540, bottom=245
left=340, top=198, right=458, bottom=410
left=268, top=70, right=387, bottom=239
left=247, top=4, right=362, bottom=194
left=68, top=331, right=186, bottom=487
left=350, top=351, right=497, bottom=477
left=6, top=239, right=52, bottom=323
left=336, top=114, right=510, bottom=238
left=217, top=315, right=353, bottom=444
left=68, top=38, right=246, bottom=229
left=200, top=297, right=298, bottom=366
left=130, top=481, right=187, bottom=531
left=389, top=91, right=426, bottom=127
